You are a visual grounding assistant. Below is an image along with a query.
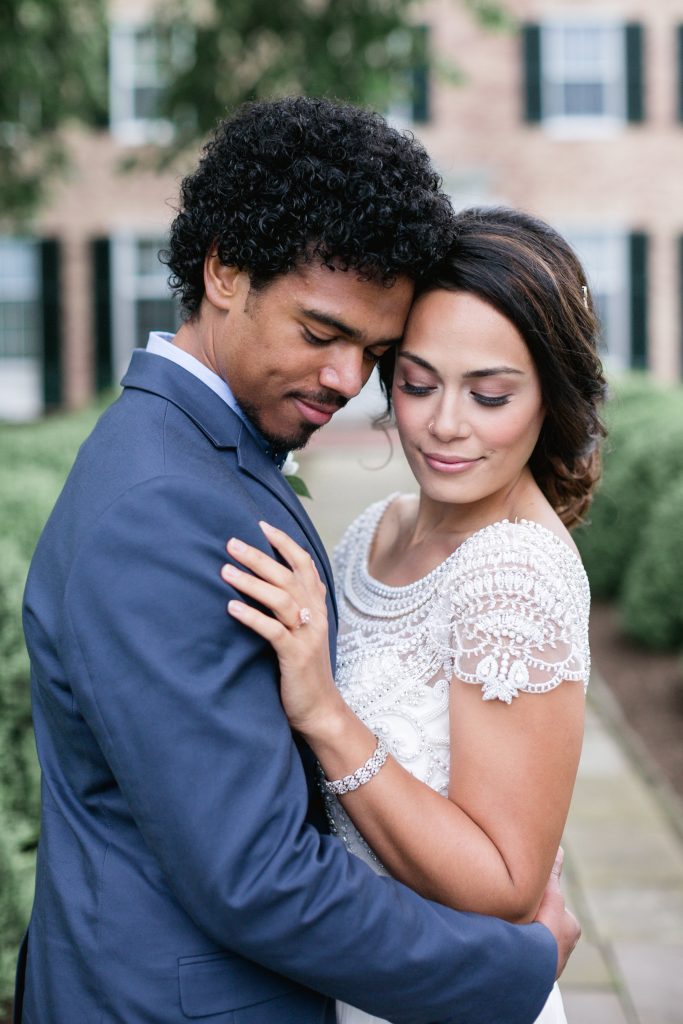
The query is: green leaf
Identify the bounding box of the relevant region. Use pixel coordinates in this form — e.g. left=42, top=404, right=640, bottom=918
left=286, top=474, right=312, bottom=499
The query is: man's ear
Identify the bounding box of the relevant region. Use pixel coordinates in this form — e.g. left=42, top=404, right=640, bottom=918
left=203, top=253, right=248, bottom=311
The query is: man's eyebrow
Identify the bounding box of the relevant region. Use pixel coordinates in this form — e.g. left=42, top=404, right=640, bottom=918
left=301, top=307, right=403, bottom=348
left=300, top=308, right=362, bottom=339
left=399, top=352, right=524, bottom=378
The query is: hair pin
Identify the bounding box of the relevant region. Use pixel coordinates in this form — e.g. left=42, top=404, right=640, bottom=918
left=582, top=285, right=589, bottom=310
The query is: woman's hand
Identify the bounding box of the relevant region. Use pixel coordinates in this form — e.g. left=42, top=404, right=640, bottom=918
left=222, top=521, right=346, bottom=735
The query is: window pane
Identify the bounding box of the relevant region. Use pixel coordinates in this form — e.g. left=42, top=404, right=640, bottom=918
left=136, top=240, right=165, bottom=277
left=563, top=27, right=603, bottom=65
left=0, top=239, right=40, bottom=360
left=563, top=81, right=605, bottom=116
left=136, top=298, right=178, bottom=342
left=566, top=231, right=629, bottom=369
left=0, top=301, right=39, bottom=358
left=542, top=21, right=624, bottom=125
left=134, top=86, right=162, bottom=121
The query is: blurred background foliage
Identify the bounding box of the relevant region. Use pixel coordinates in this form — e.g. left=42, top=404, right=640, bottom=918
left=1, top=0, right=509, bottom=224
left=575, top=375, right=683, bottom=649
left=153, top=0, right=511, bottom=159
left=0, top=0, right=109, bottom=223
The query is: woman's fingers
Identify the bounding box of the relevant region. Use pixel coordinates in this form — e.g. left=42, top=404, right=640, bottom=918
left=221, top=563, right=302, bottom=628
left=259, top=521, right=322, bottom=583
left=226, top=536, right=293, bottom=586
left=227, top=600, right=290, bottom=646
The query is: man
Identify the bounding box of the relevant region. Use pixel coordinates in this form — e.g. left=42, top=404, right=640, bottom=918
left=18, top=97, right=578, bottom=1023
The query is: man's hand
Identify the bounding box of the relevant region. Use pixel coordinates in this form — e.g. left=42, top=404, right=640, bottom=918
left=534, top=848, right=581, bottom=979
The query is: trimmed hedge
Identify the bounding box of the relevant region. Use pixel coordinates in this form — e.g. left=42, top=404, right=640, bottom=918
left=575, top=374, right=683, bottom=651
left=620, top=474, right=683, bottom=648
left=575, top=377, right=683, bottom=599
left=0, top=395, right=112, bottom=1008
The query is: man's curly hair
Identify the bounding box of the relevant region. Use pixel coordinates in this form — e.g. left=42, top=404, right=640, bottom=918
left=162, top=96, right=455, bottom=319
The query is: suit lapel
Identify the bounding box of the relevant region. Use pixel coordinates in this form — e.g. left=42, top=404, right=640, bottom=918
left=235, top=430, right=338, bottom=623
left=122, top=350, right=338, bottom=621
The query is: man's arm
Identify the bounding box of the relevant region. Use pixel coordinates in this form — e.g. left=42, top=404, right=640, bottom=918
left=62, top=473, right=558, bottom=1024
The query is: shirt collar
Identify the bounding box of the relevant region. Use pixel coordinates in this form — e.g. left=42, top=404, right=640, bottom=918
left=145, top=332, right=287, bottom=467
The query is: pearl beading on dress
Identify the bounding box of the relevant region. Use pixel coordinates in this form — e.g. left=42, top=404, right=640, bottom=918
left=324, top=495, right=591, bottom=870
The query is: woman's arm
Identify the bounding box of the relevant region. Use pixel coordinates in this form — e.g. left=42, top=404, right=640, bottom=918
left=223, top=521, right=585, bottom=923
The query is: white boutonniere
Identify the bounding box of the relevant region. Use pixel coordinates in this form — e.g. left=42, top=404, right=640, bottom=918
left=282, top=452, right=312, bottom=498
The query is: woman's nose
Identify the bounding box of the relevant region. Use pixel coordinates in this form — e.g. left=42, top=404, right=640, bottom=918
left=428, top=405, right=472, bottom=442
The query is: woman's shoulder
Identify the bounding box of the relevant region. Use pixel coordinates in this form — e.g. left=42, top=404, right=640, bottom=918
left=439, top=519, right=591, bottom=699
left=441, top=516, right=590, bottom=613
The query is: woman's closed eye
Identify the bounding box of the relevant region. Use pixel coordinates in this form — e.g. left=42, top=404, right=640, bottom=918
left=472, top=392, right=512, bottom=407
left=397, top=380, right=436, bottom=396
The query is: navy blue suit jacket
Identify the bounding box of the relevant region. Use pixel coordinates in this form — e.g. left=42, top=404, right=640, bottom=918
left=18, top=351, right=556, bottom=1023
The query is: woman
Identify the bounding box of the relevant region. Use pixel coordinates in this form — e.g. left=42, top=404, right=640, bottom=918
left=222, top=207, right=606, bottom=1023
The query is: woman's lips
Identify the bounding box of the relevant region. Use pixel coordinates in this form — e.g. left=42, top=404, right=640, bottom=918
left=292, top=397, right=337, bottom=426
left=423, top=452, right=482, bottom=473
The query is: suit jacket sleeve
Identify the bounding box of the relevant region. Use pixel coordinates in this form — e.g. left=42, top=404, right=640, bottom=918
left=61, top=472, right=557, bottom=1024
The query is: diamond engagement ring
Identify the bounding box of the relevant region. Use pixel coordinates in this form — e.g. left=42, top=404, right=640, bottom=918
left=297, top=607, right=312, bottom=628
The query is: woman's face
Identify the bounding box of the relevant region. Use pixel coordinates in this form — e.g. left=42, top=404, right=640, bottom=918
left=392, top=289, right=545, bottom=511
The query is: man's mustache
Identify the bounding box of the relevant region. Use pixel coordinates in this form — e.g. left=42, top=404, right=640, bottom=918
left=288, top=390, right=348, bottom=410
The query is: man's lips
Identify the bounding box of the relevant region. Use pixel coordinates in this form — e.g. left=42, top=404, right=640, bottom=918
left=422, top=452, right=483, bottom=473
left=292, top=397, right=341, bottom=426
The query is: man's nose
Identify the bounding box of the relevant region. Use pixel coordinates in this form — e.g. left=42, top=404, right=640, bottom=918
left=319, top=350, right=367, bottom=399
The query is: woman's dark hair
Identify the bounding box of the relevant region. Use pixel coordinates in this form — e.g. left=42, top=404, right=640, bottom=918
left=162, top=96, right=455, bottom=319
left=377, top=206, right=608, bottom=529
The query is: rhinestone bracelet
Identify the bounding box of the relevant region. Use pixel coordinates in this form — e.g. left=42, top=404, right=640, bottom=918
left=322, top=738, right=389, bottom=796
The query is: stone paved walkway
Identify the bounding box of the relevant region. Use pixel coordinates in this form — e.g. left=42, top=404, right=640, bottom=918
left=298, top=426, right=683, bottom=1024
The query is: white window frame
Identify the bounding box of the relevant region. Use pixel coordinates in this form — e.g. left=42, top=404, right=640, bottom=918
left=541, top=16, right=626, bottom=139
left=111, top=234, right=179, bottom=381
left=565, top=229, right=630, bottom=370
left=0, top=237, right=43, bottom=421
left=109, top=22, right=177, bottom=145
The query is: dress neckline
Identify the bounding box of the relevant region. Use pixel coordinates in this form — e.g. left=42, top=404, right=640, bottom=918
left=362, top=492, right=584, bottom=594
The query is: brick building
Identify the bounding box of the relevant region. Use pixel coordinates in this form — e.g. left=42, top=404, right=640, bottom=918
left=2, top=0, right=683, bottom=420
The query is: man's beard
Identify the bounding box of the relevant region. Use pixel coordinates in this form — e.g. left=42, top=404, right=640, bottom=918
left=238, top=390, right=347, bottom=454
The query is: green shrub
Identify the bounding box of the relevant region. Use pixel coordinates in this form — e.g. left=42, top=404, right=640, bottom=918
left=0, top=817, right=32, bottom=1009
left=0, top=538, right=39, bottom=1008
left=575, top=380, right=683, bottom=598
left=0, top=394, right=113, bottom=1010
left=620, top=475, right=683, bottom=648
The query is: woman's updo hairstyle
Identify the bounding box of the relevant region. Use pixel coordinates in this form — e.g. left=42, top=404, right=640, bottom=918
left=377, top=206, right=608, bottom=529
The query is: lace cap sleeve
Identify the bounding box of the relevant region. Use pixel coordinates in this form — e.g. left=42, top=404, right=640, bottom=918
left=436, top=520, right=591, bottom=704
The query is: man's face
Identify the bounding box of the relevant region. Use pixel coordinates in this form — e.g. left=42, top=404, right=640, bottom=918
left=203, top=262, right=414, bottom=451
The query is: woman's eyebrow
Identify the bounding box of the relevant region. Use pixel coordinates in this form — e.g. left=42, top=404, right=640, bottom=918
left=398, top=351, right=436, bottom=371
left=399, top=352, right=524, bottom=379
left=463, top=367, right=525, bottom=379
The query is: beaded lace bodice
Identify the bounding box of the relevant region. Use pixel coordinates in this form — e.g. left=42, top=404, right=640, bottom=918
left=324, top=494, right=591, bottom=872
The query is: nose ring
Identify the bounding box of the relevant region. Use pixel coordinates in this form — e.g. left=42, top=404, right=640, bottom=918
left=428, top=421, right=436, bottom=435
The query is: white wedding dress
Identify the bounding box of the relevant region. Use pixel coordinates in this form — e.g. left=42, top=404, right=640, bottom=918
left=326, top=495, right=591, bottom=1024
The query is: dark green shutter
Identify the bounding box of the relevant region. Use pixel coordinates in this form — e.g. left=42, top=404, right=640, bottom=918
left=411, top=25, right=430, bottom=124
left=625, top=23, right=645, bottom=123
left=40, top=239, right=62, bottom=409
left=93, top=238, right=113, bottom=391
left=522, top=23, right=542, bottom=123
left=629, top=232, right=648, bottom=368
left=678, top=26, right=683, bottom=122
